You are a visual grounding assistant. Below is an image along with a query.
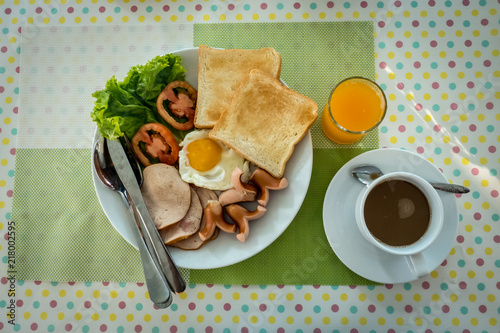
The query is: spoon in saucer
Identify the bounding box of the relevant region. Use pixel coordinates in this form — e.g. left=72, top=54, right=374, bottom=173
left=352, top=165, right=470, bottom=194
left=93, top=135, right=173, bottom=308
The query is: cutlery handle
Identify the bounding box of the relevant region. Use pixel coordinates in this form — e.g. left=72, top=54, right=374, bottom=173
left=130, top=194, right=186, bottom=294
left=429, top=182, right=470, bottom=194
left=123, top=193, right=172, bottom=308
left=106, top=138, right=185, bottom=294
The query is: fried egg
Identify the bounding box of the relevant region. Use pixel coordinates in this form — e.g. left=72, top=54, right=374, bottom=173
left=179, top=129, right=249, bottom=190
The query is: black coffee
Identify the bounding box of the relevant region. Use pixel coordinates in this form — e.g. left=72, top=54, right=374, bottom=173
left=364, top=180, right=430, bottom=247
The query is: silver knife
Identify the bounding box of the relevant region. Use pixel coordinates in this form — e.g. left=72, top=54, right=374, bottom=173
left=107, top=138, right=186, bottom=294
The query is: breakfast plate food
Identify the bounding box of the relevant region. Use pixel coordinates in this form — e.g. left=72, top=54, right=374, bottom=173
left=322, top=148, right=459, bottom=284
left=91, top=47, right=315, bottom=269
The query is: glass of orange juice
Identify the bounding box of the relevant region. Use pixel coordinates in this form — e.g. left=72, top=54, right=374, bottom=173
left=321, top=77, right=387, bottom=144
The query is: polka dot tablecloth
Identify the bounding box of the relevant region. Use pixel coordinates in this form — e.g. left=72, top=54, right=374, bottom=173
left=1, top=1, right=499, bottom=332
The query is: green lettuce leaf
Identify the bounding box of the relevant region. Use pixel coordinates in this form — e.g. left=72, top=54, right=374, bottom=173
left=90, top=54, right=187, bottom=141
left=135, top=54, right=186, bottom=106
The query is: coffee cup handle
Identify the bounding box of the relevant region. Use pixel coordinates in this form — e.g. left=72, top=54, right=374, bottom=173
left=407, top=253, right=430, bottom=278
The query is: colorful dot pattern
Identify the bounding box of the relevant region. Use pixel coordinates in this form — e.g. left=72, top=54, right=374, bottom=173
left=0, top=1, right=499, bottom=332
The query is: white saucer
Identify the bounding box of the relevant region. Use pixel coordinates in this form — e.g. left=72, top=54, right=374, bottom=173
left=322, top=148, right=459, bottom=284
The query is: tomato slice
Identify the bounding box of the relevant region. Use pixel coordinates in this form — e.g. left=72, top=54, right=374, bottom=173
left=131, top=123, right=179, bottom=166
left=157, top=81, right=197, bottom=131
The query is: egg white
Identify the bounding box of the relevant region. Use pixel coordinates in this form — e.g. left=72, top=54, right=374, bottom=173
left=178, top=129, right=249, bottom=191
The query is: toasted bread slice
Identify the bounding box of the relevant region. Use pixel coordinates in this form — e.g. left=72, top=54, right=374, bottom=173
left=210, top=69, right=318, bottom=178
left=195, top=45, right=282, bottom=128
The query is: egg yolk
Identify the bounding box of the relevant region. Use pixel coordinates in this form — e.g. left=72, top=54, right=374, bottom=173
left=186, top=138, right=222, bottom=172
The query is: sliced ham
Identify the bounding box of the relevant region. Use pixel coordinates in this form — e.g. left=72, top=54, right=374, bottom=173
left=170, top=228, right=219, bottom=250
left=160, top=188, right=203, bottom=245
left=141, top=164, right=191, bottom=229
left=170, top=187, right=219, bottom=250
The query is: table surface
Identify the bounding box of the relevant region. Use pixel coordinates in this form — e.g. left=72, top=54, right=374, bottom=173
left=1, top=1, right=499, bottom=332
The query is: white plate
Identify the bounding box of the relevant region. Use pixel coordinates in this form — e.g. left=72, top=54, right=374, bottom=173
left=91, top=48, right=313, bottom=269
left=322, top=148, right=459, bottom=284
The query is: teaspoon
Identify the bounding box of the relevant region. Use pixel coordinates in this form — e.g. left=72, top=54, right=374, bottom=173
left=352, top=165, right=470, bottom=194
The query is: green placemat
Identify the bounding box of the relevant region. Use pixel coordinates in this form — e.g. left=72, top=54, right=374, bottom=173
left=12, top=148, right=145, bottom=282
left=188, top=22, right=379, bottom=285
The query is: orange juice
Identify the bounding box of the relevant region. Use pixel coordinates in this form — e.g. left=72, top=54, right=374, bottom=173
left=321, top=77, right=386, bottom=144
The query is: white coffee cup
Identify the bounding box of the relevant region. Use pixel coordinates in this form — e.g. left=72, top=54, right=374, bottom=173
left=355, top=172, right=444, bottom=278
